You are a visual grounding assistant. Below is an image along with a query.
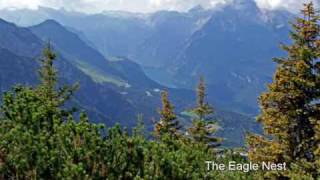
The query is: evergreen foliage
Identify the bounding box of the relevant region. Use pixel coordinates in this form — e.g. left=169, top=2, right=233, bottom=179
left=0, top=45, right=251, bottom=179
left=247, top=2, right=320, bottom=179
left=188, top=77, right=221, bottom=148
left=154, top=90, right=181, bottom=140
left=2, top=2, right=320, bottom=179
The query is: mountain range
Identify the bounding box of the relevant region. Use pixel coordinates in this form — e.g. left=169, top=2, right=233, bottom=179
left=0, top=0, right=295, bottom=115
left=0, top=0, right=297, bottom=146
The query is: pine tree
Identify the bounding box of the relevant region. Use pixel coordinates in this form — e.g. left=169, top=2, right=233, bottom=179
left=37, top=43, right=78, bottom=109
left=154, top=91, right=181, bottom=139
left=36, top=43, right=78, bottom=131
left=133, top=114, right=146, bottom=138
left=247, top=2, right=320, bottom=179
left=38, top=43, right=57, bottom=100
left=188, top=77, right=220, bottom=147
left=0, top=44, right=83, bottom=178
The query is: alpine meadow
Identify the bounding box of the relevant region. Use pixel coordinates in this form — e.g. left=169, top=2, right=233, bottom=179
left=0, top=0, right=319, bottom=179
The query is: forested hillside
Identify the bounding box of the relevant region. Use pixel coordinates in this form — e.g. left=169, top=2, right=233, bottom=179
left=0, top=43, right=253, bottom=179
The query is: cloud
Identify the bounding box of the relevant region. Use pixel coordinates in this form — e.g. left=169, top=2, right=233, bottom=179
left=255, top=0, right=319, bottom=12
left=0, top=0, right=230, bottom=13
left=0, top=0, right=42, bottom=10
left=148, top=0, right=229, bottom=11
left=0, top=0, right=318, bottom=13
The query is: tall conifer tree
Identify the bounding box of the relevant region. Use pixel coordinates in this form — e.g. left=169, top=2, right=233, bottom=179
left=35, top=43, right=78, bottom=131
left=37, top=43, right=78, bottom=108
left=188, top=77, right=220, bottom=147
left=0, top=44, right=80, bottom=178
left=154, top=91, right=181, bottom=139
left=247, top=2, right=320, bottom=178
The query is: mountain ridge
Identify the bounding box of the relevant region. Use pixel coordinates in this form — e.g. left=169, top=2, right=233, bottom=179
left=0, top=13, right=261, bottom=147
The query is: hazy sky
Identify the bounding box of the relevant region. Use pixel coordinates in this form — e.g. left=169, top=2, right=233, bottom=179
left=0, top=0, right=318, bottom=13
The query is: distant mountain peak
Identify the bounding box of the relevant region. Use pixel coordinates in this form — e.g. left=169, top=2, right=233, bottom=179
left=33, top=19, right=67, bottom=33
left=188, top=5, right=205, bottom=13
left=41, top=19, right=61, bottom=26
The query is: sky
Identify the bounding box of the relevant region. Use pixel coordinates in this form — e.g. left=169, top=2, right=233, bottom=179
left=0, top=0, right=318, bottom=13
